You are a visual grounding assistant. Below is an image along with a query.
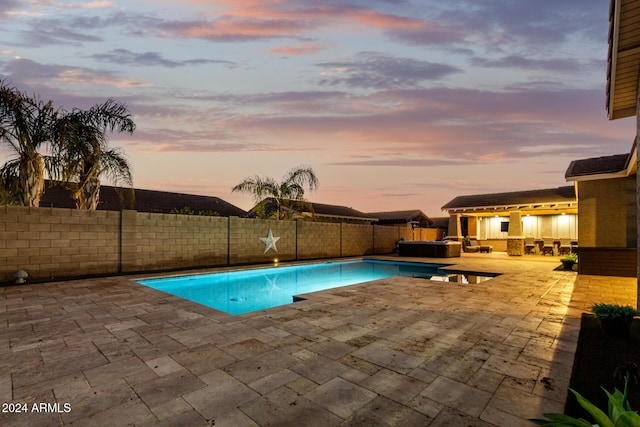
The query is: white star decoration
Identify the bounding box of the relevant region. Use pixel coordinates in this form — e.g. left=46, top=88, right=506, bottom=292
left=260, top=228, right=280, bottom=254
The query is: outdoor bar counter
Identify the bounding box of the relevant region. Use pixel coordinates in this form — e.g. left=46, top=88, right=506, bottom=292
left=398, top=240, right=461, bottom=258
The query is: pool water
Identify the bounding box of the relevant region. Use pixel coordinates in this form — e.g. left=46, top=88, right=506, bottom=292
left=137, top=260, right=497, bottom=315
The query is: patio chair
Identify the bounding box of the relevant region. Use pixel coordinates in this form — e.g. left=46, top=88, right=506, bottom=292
left=469, top=239, right=493, bottom=253
left=524, top=237, right=536, bottom=255
left=464, top=239, right=481, bottom=253
left=542, top=237, right=555, bottom=256
left=558, top=238, right=572, bottom=256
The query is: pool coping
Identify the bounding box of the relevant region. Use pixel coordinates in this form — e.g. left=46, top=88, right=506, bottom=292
left=133, top=258, right=498, bottom=316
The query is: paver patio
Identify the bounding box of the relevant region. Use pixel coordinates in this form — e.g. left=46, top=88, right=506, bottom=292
left=0, top=253, right=635, bottom=426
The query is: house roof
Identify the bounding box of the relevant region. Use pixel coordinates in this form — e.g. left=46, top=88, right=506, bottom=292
left=565, top=139, right=637, bottom=181
left=249, top=198, right=378, bottom=222
left=39, top=182, right=247, bottom=217
left=307, top=202, right=377, bottom=221
left=428, top=217, right=450, bottom=229
left=441, top=186, right=576, bottom=214
left=365, top=210, right=432, bottom=226
left=565, top=153, right=629, bottom=177
left=607, top=0, right=640, bottom=120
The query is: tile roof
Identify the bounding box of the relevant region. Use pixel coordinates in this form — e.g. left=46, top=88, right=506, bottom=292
left=365, top=210, right=432, bottom=226
left=307, top=202, right=377, bottom=220
left=441, top=186, right=576, bottom=211
left=428, top=217, right=450, bottom=229
left=39, top=182, right=247, bottom=217
left=565, top=153, right=631, bottom=179
left=248, top=199, right=377, bottom=221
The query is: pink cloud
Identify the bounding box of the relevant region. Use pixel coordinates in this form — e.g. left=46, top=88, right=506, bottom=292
left=161, top=17, right=309, bottom=41
left=270, top=43, right=322, bottom=56
left=161, top=1, right=451, bottom=44
left=352, top=10, right=423, bottom=30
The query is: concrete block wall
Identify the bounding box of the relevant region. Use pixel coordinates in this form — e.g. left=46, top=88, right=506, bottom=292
left=297, top=221, right=340, bottom=259
left=341, top=223, right=374, bottom=256
left=0, top=206, right=120, bottom=281
left=578, top=247, right=637, bottom=277
left=373, top=225, right=401, bottom=254
left=123, top=212, right=229, bottom=272
left=398, top=227, right=414, bottom=241
left=228, top=217, right=296, bottom=265
left=1, top=208, right=415, bottom=283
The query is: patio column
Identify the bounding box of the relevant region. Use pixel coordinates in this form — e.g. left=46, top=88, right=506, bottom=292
left=507, top=211, right=524, bottom=256
left=447, top=214, right=463, bottom=241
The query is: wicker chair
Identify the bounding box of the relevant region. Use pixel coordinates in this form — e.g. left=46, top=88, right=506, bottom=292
left=542, top=237, right=555, bottom=256
left=524, top=237, right=537, bottom=255
left=558, top=238, right=572, bottom=256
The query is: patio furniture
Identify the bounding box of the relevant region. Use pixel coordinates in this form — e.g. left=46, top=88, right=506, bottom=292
left=464, top=239, right=480, bottom=253
left=524, top=237, right=536, bottom=255
left=467, top=239, right=493, bottom=253
left=558, top=238, right=572, bottom=256
left=542, top=237, right=555, bottom=256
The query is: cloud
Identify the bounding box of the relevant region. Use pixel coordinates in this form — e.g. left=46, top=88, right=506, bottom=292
left=381, top=0, right=606, bottom=54
left=469, top=55, right=584, bottom=73
left=156, top=16, right=312, bottom=42
left=0, top=0, right=21, bottom=19
left=62, top=1, right=113, bottom=8
left=326, top=158, right=469, bottom=167
left=38, top=0, right=113, bottom=9
left=214, top=85, right=633, bottom=161
left=270, top=43, right=323, bottom=56
left=14, top=26, right=102, bottom=46
left=89, top=49, right=235, bottom=68
left=315, top=52, right=461, bottom=89
left=2, top=58, right=150, bottom=89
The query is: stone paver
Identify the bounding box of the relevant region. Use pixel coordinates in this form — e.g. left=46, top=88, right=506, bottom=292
left=0, top=253, right=635, bottom=426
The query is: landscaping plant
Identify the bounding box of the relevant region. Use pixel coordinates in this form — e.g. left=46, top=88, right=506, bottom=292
left=591, top=304, right=640, bottom=320
left=531, top=379, right=640, bottom=426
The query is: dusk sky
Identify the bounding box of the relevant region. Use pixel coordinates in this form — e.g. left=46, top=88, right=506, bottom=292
left=0, top=0, right=635, bottom=216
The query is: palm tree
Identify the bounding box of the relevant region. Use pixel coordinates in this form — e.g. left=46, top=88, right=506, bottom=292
left=53, top=99, right=135, bottom=210
left=232, top=165, right=319, bottom=219
left=0, top=81, right=58, bottom=207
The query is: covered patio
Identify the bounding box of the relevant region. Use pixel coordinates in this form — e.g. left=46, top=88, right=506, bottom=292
left=442, top=187, right=577, bottom=256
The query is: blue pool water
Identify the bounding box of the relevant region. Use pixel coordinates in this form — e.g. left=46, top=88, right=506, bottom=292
left=137, top=260, right=496, bottom=315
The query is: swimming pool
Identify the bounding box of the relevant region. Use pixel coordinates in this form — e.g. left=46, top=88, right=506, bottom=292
left=137, top=260, right=497, bottom=315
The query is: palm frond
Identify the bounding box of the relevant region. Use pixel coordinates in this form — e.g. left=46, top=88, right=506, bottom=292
left=78, top=99, right=136, bottom=134
left=284, top=165, right=318, bottom=191
left=0, top=159, right=21, bottom=199
left=98, top=148, right=133, bottom=186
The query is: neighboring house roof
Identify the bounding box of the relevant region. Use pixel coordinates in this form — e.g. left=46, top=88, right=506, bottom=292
left=441, top=186, right=576, bottom=214
left=39, top=182, right=247, bottom=217
left=249, top=198, right=377, bottom=222
left=428, top=217, right=450, bottom=229
left=565, top=140, right=637, bottom=181
left=365, top=210, right=433, bottom=227
left=308, top=202, right=377, bottom=221
left=607, top=0, right=640, bottom=119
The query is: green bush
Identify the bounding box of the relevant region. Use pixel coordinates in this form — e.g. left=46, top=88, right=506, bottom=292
left=531, top=380, right=640, bottom=426
left=591, top=303, right=640, bottom=320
